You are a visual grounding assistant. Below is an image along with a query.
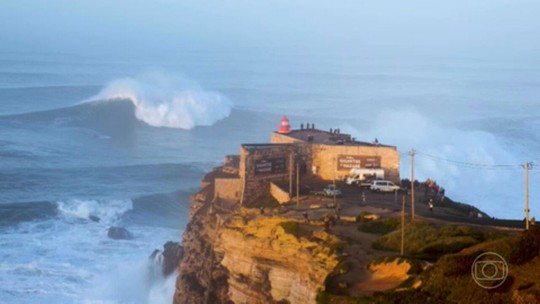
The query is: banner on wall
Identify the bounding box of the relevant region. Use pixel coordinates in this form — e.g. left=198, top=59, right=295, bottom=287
left=337, top=155, right=381, bottom=170
left=255, top=157, right=287, bottom=175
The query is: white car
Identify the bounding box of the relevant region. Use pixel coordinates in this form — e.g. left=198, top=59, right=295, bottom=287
left=370, top=180, right=401, bottom=193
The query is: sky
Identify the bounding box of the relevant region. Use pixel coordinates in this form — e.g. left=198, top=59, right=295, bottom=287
left=0, top=0, right=539, bottom=61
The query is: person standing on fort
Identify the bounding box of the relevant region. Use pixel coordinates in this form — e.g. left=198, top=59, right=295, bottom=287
left=323, top=215, right=330, bottom=230
left=428, top=199, right=434, bottom=212
left=303, top=211, right=309, bottom=223
left=361, top=192, right=366, bottom=205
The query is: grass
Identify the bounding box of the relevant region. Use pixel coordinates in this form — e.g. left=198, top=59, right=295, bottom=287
left=355, top=212, right=369, bottom=223
left=381, top=230, right=538, bottom=303
left=358, top=218, right=400, bottom=235
left=509, top=225, right=540, bottom=265
left=335, top=261, right=350, bottom=274
left=320, top=225, right=540, bottom=303
left=279, top=221, right=299, bottom=237
left=315, top=290, right=437, bottom=304
left=372, top=220, right=506, bottom=259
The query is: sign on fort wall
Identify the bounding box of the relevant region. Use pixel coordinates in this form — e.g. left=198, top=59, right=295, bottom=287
left=363, top=156, right=381, bottom=168
left=337, top=155, right=381, bottom=170
left=254, top=157, right=287, bottom=175
left=337, top=155, right=362, bottom=170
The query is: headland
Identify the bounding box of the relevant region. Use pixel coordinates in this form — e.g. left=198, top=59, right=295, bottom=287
left=171, top=117, right=539, bottom=304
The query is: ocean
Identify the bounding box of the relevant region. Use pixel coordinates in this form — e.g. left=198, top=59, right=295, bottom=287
left=0, top=50, right=539, bottom=303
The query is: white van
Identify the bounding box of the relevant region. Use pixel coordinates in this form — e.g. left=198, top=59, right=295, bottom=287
left=370, top=180, right=400, bottom=193
left=345, top=168, right=385, bottom=187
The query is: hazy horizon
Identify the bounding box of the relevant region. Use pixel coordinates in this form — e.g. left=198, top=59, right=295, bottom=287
left=1, top=0, right=539, bottom=64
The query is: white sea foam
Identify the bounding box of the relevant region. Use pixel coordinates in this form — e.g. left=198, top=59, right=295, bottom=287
left=339, top=109, right=531, bottom=219
left=1, top=197, right=179, bottom=304
left=56, top=198, right=133, bottom=224
left=88, top=73, right=232, bottom=129
left=147, top=271, right=179, bottom=304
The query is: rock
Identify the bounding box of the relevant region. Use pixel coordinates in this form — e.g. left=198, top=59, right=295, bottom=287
left=150, top=249, right=161, bottom=261
left=175, top=211, right=339, bottom=304
left=107, top=226, right=133, bottom=240
left=162, top=241, right=184, bottom=277
left=89, top=215, right=100, bottom=222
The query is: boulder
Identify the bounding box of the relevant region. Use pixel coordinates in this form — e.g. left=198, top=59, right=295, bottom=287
left=162, top=241, right=184, bottom=276
left=107, top=226, right=133, bottom=240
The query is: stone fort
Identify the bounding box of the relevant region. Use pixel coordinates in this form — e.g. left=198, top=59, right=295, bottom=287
left=214, top=117, right=400, bottom=206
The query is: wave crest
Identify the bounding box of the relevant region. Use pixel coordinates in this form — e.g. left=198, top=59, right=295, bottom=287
left=88, top=73, right=232, bottom=129
left=56, top=199, right=132, bottom=224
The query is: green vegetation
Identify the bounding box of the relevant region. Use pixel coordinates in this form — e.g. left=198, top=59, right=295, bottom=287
left=355, top=211, right=369, bottom=223
left=358, top=218, right=400, bottom=235
left=321, top=218, right=540, bottom=303
left=373, top=229, right=540, bottom=303
left=279, top=221, right=299, bottom=237
left=245, top=193, right=279, bottom=208
left=509, top=225, right=540, bottom=265
left=316, top=290, right=437, bottom=304
left=372, top=221, right=505, bottom=259
left=335, top=261, right=350, bottom=274
left=316, top=291, right=373, bottom=304
left=415, top=252, right=514, bottom=303
left=315, top=291, right=330, bottom=304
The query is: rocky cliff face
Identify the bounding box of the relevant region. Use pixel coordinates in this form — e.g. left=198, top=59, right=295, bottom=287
left=174, top=174, right=339, bottom=304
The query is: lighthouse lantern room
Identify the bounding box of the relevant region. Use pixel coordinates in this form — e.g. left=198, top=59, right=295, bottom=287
left=278, top=116, right=291, bottom=134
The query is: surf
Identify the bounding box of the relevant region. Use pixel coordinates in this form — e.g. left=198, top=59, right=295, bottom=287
left=85, top=72, right=232, bottom=129
left=0, top=72, right=232, bottom=133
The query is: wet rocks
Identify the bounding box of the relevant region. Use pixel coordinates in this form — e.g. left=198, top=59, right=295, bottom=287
left=149, top=242, right=184, bottom=277
left=107, top=226, right=133, bottom=240
left=162, top=241, right=184, bottom=277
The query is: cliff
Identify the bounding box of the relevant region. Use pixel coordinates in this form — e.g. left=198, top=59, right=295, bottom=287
left=174, top=186, right=339, bottom=304
left=173, top=166, right=536, bottom=304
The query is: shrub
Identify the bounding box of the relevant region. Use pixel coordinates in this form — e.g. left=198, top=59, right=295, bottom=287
left=355, top=211, right=369, bottom=223
left=358, top=218, right=401, bottom=235
left=420, top=237, right=479, bottom=256
left=372, top=221, right=505, bottom=259
left=280, top=221, right=299, bottom=237
left=316, top=291, right=331, bottom=304
left=509, top=226, right=540, bottom=265
left=336, top=261, right=350, bottom=274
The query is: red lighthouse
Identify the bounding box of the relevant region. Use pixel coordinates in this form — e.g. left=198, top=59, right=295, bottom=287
left=278, top=116, right=291, bottom=134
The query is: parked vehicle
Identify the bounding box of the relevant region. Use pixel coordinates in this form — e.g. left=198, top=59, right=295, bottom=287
left=323, top=184, right=342, bottom=197
left=370, top=180, right=400, bottom=193
left=345, top=168, right=385, bottom=188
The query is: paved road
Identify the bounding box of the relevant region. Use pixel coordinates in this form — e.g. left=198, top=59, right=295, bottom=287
left=300, top=178, right=525, bottom=230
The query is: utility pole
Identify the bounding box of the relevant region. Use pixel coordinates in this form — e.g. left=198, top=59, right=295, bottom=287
left=296, top=163, right=300, bottom=209
left=333, top=158, right=337, bottom=208
left=289, top=153, right=293, bottom=200
left=333, top=172, right=337, bottom=207
left=524, top=162, right=532, bottom=230
left=410, top=149, right=415, bottom=221
left=401, top=195, right=405, bottom=256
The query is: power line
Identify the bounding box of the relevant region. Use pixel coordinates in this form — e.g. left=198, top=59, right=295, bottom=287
left=414, top=150, right=523, bottom=170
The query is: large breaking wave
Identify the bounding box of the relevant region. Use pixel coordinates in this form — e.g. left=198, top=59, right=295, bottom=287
left=87, top=73, right=232, bottom=129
